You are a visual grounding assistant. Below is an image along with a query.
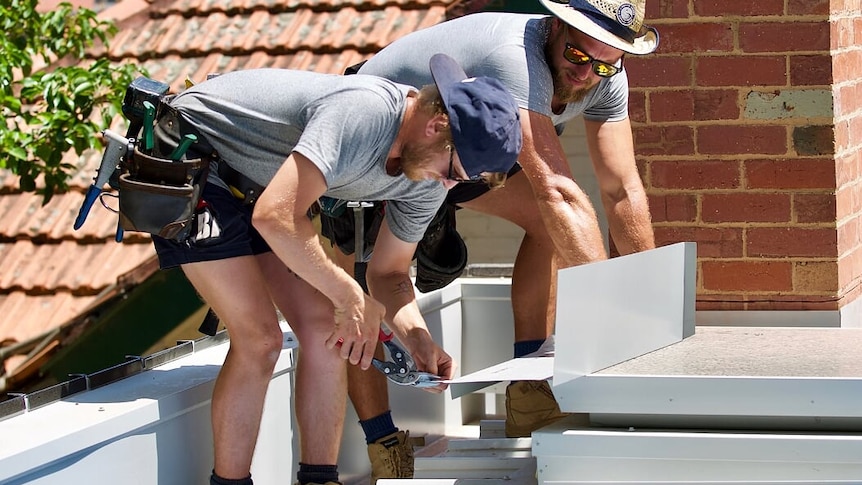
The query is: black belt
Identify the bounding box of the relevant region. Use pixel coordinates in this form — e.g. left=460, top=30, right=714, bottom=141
left=217, top=161, right=264, bottom=205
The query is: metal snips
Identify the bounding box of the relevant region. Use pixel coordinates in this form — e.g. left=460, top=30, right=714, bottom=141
left=372, top=328, right=443, bottom=389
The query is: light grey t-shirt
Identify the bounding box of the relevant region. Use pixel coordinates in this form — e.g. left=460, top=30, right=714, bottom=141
left=358, top=12, right=629, bottom=130
left=168, top=69, right=446, bottom=243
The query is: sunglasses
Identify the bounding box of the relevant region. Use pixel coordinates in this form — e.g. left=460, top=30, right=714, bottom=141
left=447, top=146, right=483, bottom=183
left=563, top=42, right=624, bottom=78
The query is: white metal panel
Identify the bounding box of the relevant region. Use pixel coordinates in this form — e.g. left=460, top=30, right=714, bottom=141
left=533, top=421, right=862, bottom=483
left=553, top=327, right=862, bottom=420
left=0, top=331, right=297, bottom=485
left=553, top=242, right=696, bottom=404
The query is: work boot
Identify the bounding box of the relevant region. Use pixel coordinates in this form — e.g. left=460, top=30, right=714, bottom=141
left=367, top=430, right=414, bottom=484
left=505, top=380, right=569, bottom=437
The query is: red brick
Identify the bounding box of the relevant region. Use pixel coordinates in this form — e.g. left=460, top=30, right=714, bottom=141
left=794, top=260, right=839, bottom=293
left=626, top=57, right=692, bottom=89
left=745, top=159, right=836, bottom=190
left=693, top=89, right=740, bottom=120
left=837, top=215, right=860, bottom=255
left=836, top=186, right=856, bottom=220
left=832, top=17, right=856, bottom=51
left=790, top=55, right=832, bottom=86
left=656, top=23, right=734, bottom=54
left=795, top=194, right=837, bottom=224
left=633, top=125, right=696, bottom=156
left=747, top=227, right=837, bottom=258
left=833, top=49, right=862, bottom=83
left=792, top=125, right=834, bottom=156
left=647, top=194, right=697, bottom=222
left=647, top=0, right=689, bottom=19
left=698, top=125, right=787, bottom=155
left=832, top=84, right=862, bottom=120
left=702, top=193, right=792, bottom=223
left=849, top=115, right=862, bottom=147
left=653, top=226, right=743, bottom=258
left=651, top=160, right=739, bottom=190
left=628, top=90, right=647, bottom=123
left=694, top=0, right=784, bottom=16
left=702, top=260, right=793, bottom=292
left=788, top=0, right=830, bottom=15
left=649, top=90, right=694, bottom=122
left=838, top=243, right=862, bottom=289
left=838, top=246, right=862, bottom=290
left=739, top=22, right=830, bottom=53
left=696, top=56, right=787, bottom=87
left=835, top=151, right=862, bottom=187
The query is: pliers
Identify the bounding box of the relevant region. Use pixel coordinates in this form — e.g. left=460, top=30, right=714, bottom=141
left=372, top=328, right=443, bottom=389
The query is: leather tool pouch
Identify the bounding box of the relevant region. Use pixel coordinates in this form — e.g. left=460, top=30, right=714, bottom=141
left=118, top=147, right=209, bottom=241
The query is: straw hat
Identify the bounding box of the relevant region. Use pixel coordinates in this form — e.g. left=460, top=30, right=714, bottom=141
left=539, top=0, right=659, bottom=55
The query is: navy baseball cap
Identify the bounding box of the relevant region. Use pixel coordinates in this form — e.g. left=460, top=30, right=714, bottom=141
left=428, top=54, right=522, bottom=178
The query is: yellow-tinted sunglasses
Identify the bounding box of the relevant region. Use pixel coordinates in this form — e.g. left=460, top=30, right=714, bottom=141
left=563, top=43, right=624, bottom=78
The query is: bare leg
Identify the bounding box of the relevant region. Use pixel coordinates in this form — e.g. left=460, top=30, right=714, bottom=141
left=261, top=251, right=348, bottom=465
left=182, top=256, right=284, bottom=479
left=458, top=171, right=557, bottom=342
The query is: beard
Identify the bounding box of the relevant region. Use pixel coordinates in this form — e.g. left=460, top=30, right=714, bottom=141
left=544, top=29, right=599, bottom=105
left=552, top=67, right=597, bottom=105
left=399, top=136, right=450, bottom=181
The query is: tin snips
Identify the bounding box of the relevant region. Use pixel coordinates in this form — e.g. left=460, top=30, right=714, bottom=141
left=372, top=328, right=444, bottom=389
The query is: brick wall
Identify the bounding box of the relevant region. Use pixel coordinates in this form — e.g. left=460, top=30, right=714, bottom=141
left=626, top=0, right=862, bottom=311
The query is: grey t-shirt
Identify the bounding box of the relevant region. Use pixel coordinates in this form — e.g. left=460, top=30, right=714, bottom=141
left=168, top=69, right=446, bottom=243
left=358, top=12, right=629, bottom=130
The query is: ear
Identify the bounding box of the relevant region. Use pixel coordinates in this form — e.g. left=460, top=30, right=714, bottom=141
left=550, top=17, right=566, bottom=37
left=425, top=113, right=450, bottom=137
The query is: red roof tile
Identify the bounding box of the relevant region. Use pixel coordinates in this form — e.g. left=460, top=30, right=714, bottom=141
left=1, top=0, right=466, bottom=387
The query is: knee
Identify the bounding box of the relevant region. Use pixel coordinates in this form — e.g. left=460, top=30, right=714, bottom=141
left=232, top=325, right=285, bottom=372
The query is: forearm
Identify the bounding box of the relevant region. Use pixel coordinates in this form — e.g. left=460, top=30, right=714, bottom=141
left=603, top=185, right=655, bottom=255
left=255, top=208, right=363, bottom=308
left=367, top=271, right=430, bottom=343
left=519, top=111, right=608, bottom=268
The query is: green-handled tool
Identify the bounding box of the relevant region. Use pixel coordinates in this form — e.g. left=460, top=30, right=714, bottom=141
left=170, top=133, right=198, bottom=161
left=142, top=101, right=156, bottom=153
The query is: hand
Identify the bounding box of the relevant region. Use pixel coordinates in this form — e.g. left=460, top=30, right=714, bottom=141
left=402, top=331, right=457, bottom=394
left=327, top=289, right=386, bottom=370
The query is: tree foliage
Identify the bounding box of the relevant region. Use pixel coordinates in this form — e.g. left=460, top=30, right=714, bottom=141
left=0, top=0, right=140, bottom=202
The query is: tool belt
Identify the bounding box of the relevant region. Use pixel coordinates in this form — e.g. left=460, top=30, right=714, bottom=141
left=217, top=161, right=264, bottom=205
left=117, top=98, right=211, bottom=241
left=118, top=147, right=210, bottom=241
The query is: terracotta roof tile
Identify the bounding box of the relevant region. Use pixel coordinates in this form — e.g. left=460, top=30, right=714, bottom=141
left=1, top=0, right=460, bottom=385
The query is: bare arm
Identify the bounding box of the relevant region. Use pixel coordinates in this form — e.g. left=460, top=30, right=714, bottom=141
left=252, top=151, right=384, bottom=370
left=365, top=221, right=455, bottom=388
left=584, top=118, right=655, bottom=255
left=518, top=109, right=608, bottom=268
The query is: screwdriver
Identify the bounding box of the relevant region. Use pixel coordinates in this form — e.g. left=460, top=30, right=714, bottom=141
left=170, top=133, right=198, bottom=161
left=142, top=101, right=156, bottom=154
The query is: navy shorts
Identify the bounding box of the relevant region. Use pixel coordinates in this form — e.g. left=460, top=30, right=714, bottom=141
left=152, top=182, right=272, bottom=269
left=446, top=163, right=523, bottom=205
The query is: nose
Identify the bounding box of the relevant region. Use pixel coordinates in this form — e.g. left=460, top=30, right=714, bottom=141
left=570, top=63, right=592, bottom=81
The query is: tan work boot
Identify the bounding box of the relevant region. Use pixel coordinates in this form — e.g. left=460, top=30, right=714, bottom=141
left=367, top=430, right=414, bottom=484
left=505, top=380, right=569, bottom=437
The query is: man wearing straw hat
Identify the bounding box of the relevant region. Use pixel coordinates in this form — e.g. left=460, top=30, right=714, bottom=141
left=319, top=1, right=660, bottom=481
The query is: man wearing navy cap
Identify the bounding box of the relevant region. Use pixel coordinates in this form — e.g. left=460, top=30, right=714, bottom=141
left=320, top=0, right=660, bottom=481
left=149, top=54, right=521, bottom=485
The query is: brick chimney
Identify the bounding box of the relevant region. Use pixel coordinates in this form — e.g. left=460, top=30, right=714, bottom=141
left=627, top=1, right=861, bottom=319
